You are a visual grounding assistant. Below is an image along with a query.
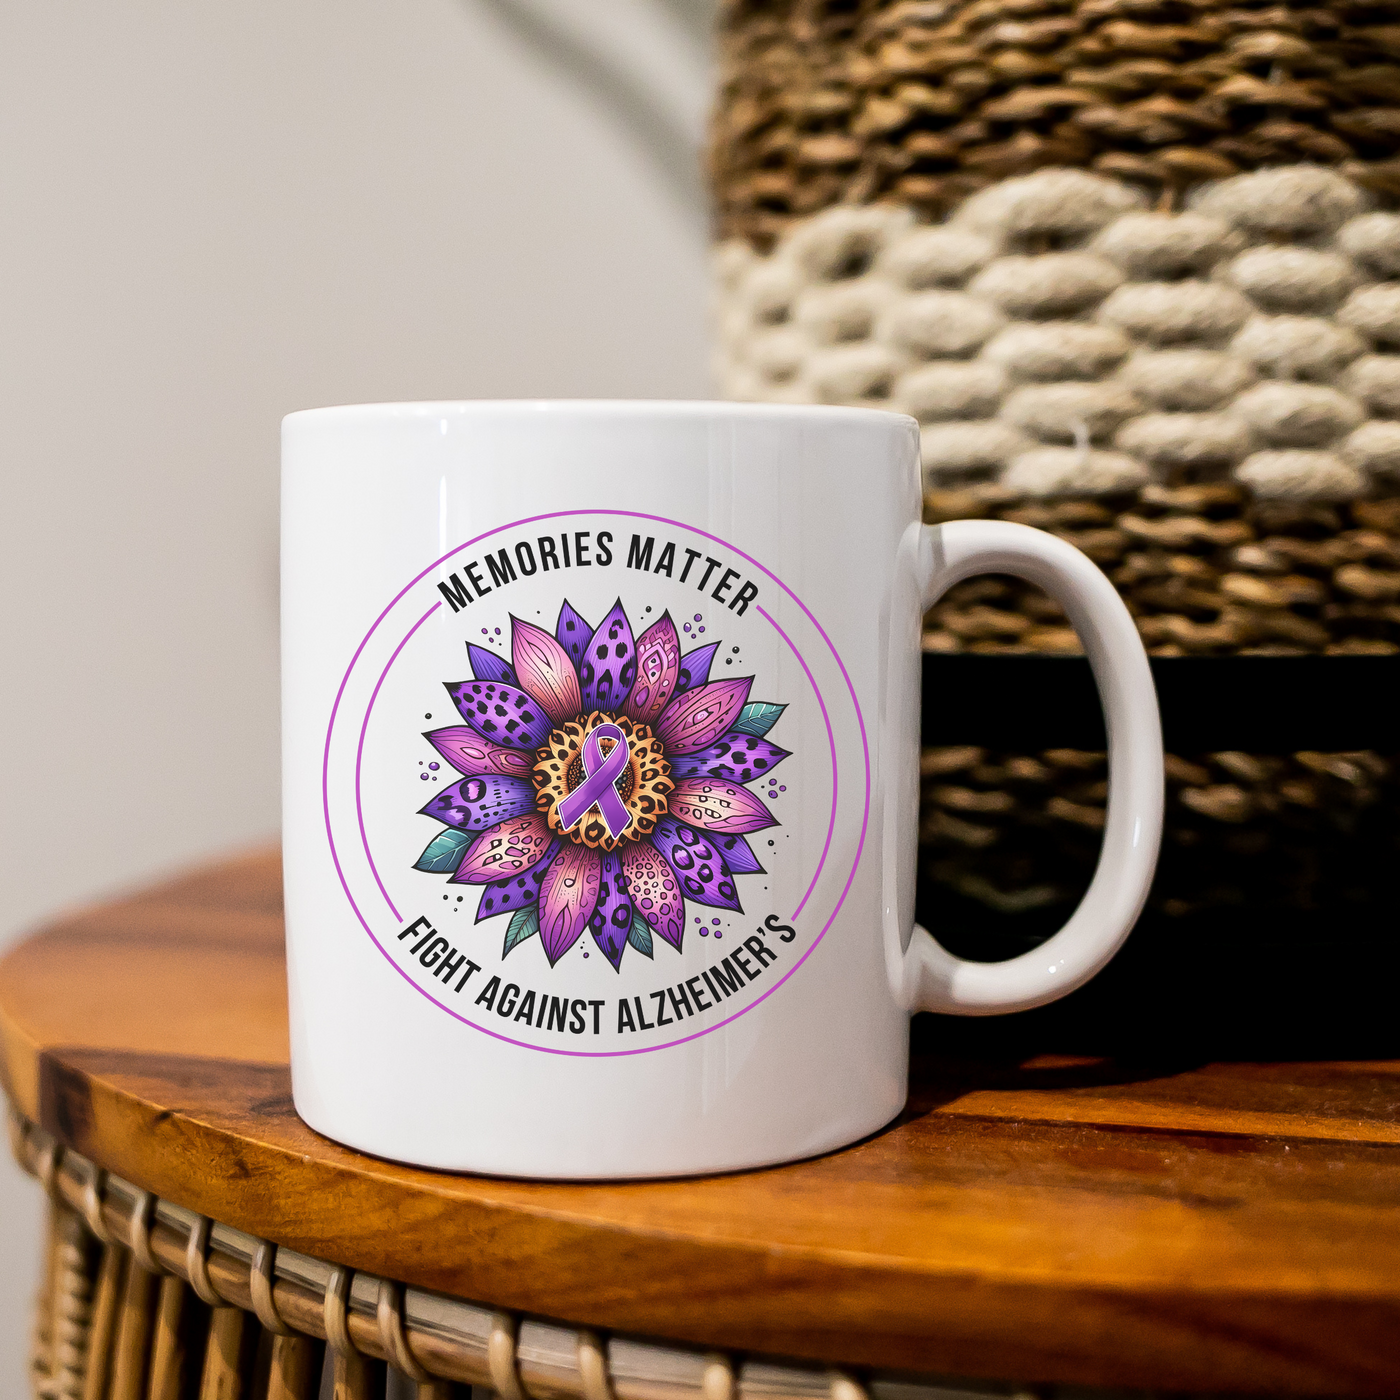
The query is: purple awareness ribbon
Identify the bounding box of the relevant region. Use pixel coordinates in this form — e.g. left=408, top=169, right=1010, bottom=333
left=557, top=723, right=632, bottom=839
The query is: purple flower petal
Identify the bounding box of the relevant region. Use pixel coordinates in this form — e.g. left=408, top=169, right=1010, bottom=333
left=467, top=643, right=516, bottom=687
left=537, top=845, right=602, bottom=965
left=667, top=732, right=790, bottom=784
left=451, top=813, right=554, bottom=883
left=624, top=613, right=680, bottom=725
left=473, top=839, right=559, bottom=922
left=579, top=599, right=637, bottom=714
left=714, top=833, right=764, bottom=875
left=445, top=679, right=553, bottom=750
left=420, top=775, right=536, bottom=832
left=668, top=778, right=777, bottom=835
left=650, top=816, right=743, bottom=913
left=620, top=841, right=684, bottom=951
left=556, top=600, right=593, bottom=676
left=424, top=727, right=535, bottom=780
left=588, top=850, right=634, bottom=970
left=674, top=642, right=718, bottom=695
left=510, top=615, right=582, bottom=725
left=655, top=677, right=753, bottom=755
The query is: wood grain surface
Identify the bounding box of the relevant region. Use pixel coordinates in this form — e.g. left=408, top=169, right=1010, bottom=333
left=2, top=851, right=1398, bottom=1397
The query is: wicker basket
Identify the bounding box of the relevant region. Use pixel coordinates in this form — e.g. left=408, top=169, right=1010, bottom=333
left=709, top=0, right=1400, bottom=956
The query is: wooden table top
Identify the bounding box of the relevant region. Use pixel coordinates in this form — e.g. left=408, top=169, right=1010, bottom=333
left=2, top=852, right=1398, bottom=1398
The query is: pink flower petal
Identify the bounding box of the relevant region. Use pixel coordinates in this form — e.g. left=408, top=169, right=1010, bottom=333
left=537, top=844, right=602, bottom=965
left=451, top=812, right=554, bottom=884
left=425, top=727, right=534, bottom=780
left=620, top=841, right=684, bottom=951
left=667, top=779, right=777, bottom=834
left=655, top=677, right=753, bottom=754
left=510, top=616, right=582, bottom=725
left=624, top=613, right=680, bottom=725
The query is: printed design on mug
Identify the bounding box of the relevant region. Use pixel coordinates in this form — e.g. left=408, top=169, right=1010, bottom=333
left=322, top=509, right=870, bottom=1058
left=410, top=599, right=790, bottom=972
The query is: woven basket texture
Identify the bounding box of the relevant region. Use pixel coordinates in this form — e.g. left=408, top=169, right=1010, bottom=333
left=712, top=0, right=1400, bottom=251
left=716, top=169, right=1400, bottom=654
left=711, top=0, right=1400, bottom=939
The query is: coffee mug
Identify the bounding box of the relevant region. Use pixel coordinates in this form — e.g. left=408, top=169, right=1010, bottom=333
left=282, top=401, right=1162, bottom=1178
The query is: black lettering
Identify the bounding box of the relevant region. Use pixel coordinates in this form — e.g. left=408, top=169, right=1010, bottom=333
left=561, top=534, right=571, bottom=567
left=686, top=975, right=711, bottom=1012
left=634, top=995, right=655, bottom=1030
left=538, top=537, right=561, bottom=571
left=575, top=532, right=591, bottom=566
left=398, top=916, right=433, bottom=942
left=650, top=990, right=673, bottom=1027
left=437, top=947, right=466, bottom=984
left=702, top=969, right=724, bottom=1002
left=654, top=541, right=675, bottom=577
left=486, top=548, right=517, bottom=589
left=514, top=989, right=536, bottom=1023
left=409, top=924, right=438, bottom=956
left=436, top=574, right=473, bottom=612
left=745, top=935, right=777, bottom=967
left=627, top=535, right=655, bottom=571
left=697, top=556, right=723, bottom=591
left=474, top=975, right=501, bottom=1011
left=722, top=954, right=751, bottom=985
left=730, top=580, right=759, bottom=615
left=419, top=936, right=449, bottom=969
left=498, top=983, right=520, bottom=1017
left=569, top=999, right=587, bottom=1033
left=618, top=999, right=637, bottom=1033
left=679, top=548, right=702, bottom=583
left=731, top=948, right=757, bottom=979
left=709, top=962, right=742, bottom=998
left=456, top=959, right=482, bottom=993
left=764, top=914, right=796, bottom=943
left=589, top=999, right=604, bottom=1034
left=596, top=531, right=613, bottom=566
left=515, top=541, right=538, bottom=576
left=712, top=568, right=740, bottom=604
left=465, top=561, right=489, bottom=595
left=667, top=983, right=693, bottom=1020
left=548, top=996, right=568, bottom=1032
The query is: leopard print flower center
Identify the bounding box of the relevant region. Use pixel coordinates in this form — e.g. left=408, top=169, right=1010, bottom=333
left=534, top=711, right=673, bottom=851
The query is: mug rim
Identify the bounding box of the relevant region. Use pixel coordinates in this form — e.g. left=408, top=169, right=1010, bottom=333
left=283, top=398, right=917, bottom=431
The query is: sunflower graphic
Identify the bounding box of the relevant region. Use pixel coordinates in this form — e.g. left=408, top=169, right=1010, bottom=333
left=412, top=600, right=789, bottom=970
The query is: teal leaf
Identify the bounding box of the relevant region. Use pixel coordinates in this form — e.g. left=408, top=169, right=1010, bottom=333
left=731, top=701, right=785, bottom=738
left=503, top=907, right=539, bottom=958
left=627, top=912, right=654, bottom=958
left=413, top=828, right=474, bottom=873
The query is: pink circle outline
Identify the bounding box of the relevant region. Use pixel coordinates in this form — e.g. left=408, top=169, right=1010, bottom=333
left=321, top=509, right=871, bottom=1057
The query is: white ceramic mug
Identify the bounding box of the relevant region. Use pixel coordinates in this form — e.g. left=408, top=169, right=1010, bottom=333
left=282, top=401, right=1163, bottom=1178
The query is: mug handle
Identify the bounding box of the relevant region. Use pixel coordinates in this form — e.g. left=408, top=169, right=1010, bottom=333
left=905, top=519, right=1164, bottom=1015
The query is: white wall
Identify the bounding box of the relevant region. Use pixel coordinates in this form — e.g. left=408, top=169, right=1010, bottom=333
left=0, top=2, right=709, bottom=1391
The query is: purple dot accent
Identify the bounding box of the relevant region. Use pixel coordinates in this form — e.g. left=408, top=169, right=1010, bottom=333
left=700, top=929, right=708, bottom=936
left=694, top=614, right=702, bottom=622
left=481, top=628, right=488, bottom=634
left=714, top=932, right=722, bottom=939
left=768, top=791, right=778, bottom=799
left=583, top=951, right=589, bottom=958
left=712, top=918, right=721, bottom=925
left=495, top=628, right=501, bottom=635
left=428, top=762, right=439, bottom=771
left=683, top=623, right=691, bottom=632
left=420, top=773, right=430, bottom=781
left=779, top=785, right=786, bottom=791
left=698, top=626, right=705, bottom=633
